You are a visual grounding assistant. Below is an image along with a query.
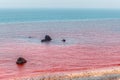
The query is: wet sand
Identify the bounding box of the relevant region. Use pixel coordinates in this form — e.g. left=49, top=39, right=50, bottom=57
left=0, top=20, right=120, bottom=80
left=12, top=67, right=120, bottom=80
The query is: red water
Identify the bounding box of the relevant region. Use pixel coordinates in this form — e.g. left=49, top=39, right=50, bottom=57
left=1, top=41, right=120, bottom=79
left=0, top=21, right=120, bottom=79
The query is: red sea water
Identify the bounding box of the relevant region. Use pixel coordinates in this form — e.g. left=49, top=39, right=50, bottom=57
left=0, top=20, right=120, bottom=79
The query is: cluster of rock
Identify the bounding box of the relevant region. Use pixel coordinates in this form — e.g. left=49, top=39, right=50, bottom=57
left=41, top=35, right=66, bottom=43
left=41, top=35, right=52, bottom=42
left=16, top=35, right=66, bottom=65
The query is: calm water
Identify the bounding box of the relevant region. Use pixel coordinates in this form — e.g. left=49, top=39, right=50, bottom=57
left=0, top=20, right=120, bottom=80
left=0, top=9, right=120, bottom=23
left=0, top=9, right=120, bottom=80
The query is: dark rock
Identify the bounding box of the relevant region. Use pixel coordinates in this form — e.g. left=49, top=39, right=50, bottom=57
left=45, top=35, right=52, bottom=41
left=62, top=39, right=66, bottom=42
left=28, top=36, right=32, bottom=38
left=41, top=35, right=52, bottom=42
left=16, top=57, right=27, bottom=65
left=41, top=39, right=46, bottom=42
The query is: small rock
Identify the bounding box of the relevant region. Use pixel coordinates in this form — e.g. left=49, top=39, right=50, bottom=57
left=62, top=39, right=66, bottom=42
left=16, top=57, right=27, bottom=65
left=41, top=39, right=46, bottom=42
left=28, top=36, right=32, bottom=38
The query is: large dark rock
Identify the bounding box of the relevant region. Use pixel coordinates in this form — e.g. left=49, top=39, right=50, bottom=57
left=16, top=57, right=27, bottom=65
left=41, top=35, right=52, bottom=42
left=45, top=35, right=52, bottom=41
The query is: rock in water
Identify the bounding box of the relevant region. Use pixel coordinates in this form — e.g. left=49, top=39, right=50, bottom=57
left=41, top=39, right=46, bottom=42
left=45, top=35, right=52, bottom=41
left=62, top=39, right=66, bottom=42
left=28, top=36, right=32, bottom=38
left=41, top=35, right=52, bottom=42
left=16, top=57, right=27, bottom=65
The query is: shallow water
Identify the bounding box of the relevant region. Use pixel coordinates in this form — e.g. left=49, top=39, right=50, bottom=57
left=0, top=20, right=120, bottom=79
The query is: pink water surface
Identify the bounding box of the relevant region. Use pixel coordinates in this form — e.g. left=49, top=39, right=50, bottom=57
left=0, top=40, right=120, bottom=79
left=0, top=21, right=120, bottom=79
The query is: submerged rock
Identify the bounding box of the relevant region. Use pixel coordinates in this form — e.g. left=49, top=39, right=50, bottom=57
left=62, top=39, right=66, bottom=42
left=41, top=35, right=52, bottom=42
left=28, top=36, right=32, bottom=38
left=16, top=57, right=27, bottom=65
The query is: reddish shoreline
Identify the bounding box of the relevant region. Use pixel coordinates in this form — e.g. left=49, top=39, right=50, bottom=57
left=1, top=43, right=120, bottom=80
left=11, top=66, right=120, bottom=80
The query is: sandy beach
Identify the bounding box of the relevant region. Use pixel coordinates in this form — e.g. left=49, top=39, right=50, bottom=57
left=0, top=20, right=120, bottom=80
